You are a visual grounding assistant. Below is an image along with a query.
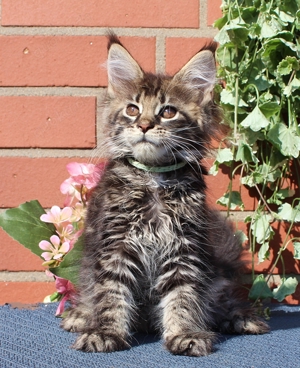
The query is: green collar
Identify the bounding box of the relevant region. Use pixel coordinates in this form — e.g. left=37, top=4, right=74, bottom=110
left=127, top=157, right=187, bottom=173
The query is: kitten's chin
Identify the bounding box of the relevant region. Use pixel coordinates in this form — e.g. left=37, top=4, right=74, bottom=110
left=132, top=142, right=172, bottom=166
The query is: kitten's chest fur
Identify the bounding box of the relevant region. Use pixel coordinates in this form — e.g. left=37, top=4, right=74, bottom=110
left=89, top=163, right=206, bottom=291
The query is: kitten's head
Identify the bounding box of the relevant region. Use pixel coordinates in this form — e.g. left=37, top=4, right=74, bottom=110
left=104, top=34, right=222, bottom=167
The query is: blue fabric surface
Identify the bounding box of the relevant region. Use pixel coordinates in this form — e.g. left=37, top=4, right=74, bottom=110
left=0, top=303, right=299, bottom=368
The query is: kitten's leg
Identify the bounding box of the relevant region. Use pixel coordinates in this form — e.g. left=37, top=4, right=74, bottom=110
left=211, top=278, right=270, bottom=335
left=156, top=279, right=215, bottom=356
left=61, top=266, right=137, bottom=352
left=72, top=279, right=135, bottom=352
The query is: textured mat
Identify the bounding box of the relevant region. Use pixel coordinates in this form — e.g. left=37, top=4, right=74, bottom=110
left=0, top=303, right=299, bottom=368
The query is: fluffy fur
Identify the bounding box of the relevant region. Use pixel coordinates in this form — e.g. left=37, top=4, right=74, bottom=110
left=61, top=34, right=269, bottom=356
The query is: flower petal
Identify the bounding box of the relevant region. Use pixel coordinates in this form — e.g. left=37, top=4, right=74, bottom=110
left=41, top=251, right=53, bottom=261
left=60, top=241, right=70, bottom=254
left=39, top=240, right=53, bottom=251
left=51, top=206, right=61, bottom=217
left=66, top=162, right=82, bottom=176
left=40, top=212, right=54, bottom=223
left=60, top=207, right=73, bottom=221
left=50, top=235, right=61, bottom=247
left=53, top=253, right=63, bottom=260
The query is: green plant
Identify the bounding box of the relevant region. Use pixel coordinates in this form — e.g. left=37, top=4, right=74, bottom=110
left=213, top=0, right=300, bottom=303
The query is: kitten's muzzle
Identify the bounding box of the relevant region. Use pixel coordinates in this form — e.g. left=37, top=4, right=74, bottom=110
left=137, top=120, right=155, bottom=134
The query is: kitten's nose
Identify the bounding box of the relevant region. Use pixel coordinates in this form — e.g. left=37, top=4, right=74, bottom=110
left=138, top=121, right=154, bottom=134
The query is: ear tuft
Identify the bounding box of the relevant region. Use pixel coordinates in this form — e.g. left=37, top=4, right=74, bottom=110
left=173, top=48, right=217, bottom=104
left=107, top=34, right=143, bottom=96
left=107, top=31, right=123, bottom=50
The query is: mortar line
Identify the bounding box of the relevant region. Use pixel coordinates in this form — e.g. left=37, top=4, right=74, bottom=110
left=0, top=87, right=106, bottom=96
left=0, top=26, right=218, bottom=38
left=155, top=33, right=166, bottom=74
left=1, top=271, right=299, bottom=283
left=0, top=148, right=100, bottom=158
left=0, top=271, right=54, bottom=282
left=199, top=0, right=208, bottom=31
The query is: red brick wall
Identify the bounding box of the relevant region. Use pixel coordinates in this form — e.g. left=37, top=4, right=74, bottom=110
left=0, top=0, right=298, bottom=304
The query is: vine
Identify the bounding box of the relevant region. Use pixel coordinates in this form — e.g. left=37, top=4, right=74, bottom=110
left=213, top=0, right=300, bottom=302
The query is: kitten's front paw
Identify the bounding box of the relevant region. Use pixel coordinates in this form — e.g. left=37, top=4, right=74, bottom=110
left=165, top=332, right=215, bottom=356
left=220, top=313, right=270, bottom=335
left=72, top=332, right=130, bottom=353
left=60, top=306, right=91, bottom=333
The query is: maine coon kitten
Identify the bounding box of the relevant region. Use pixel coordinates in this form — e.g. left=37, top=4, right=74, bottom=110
left=61, top=34, right=269, bottom=356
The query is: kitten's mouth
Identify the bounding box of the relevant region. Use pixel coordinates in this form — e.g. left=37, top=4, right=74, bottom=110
left=137, top=134, right=160, bottom=146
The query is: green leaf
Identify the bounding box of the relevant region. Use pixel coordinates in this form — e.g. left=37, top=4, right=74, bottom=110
left=256, top=163, right=281, bottom=183
left=217, top=44, right=240, bottom=72
left=296, top=9, right=300, bottom=30
left=244, top=129, right=265, bottom=145
left=261, top=38, right=298, bottom=74
left=259, top=101, right=280, bottom=118
left=217, top=191, right=244, bottom=210
left=258, top=242, right=270, bottom=263
left=293, top=242, right=300, bottom=259
left=240, top=106, right=270, bottom=132
left=235, top=142, right=259, bottom=164
left=248, top=72, right=271, bottom=91
left=277, top=203, right=300, bottom=222
left=260, top=21, right=279, bottom=38
left=214, top=27, right=231, bottom=45
left=216, top=148, right=234, bottom=164
left=220, top=89, right=248, bottom=107
left=249, top=274, right=273, bottom=300
left=251, top=214, right=274, bottom=244
left=216, top=18, right=250, bottom=45
left=275, top=9, right=295, bottom=24
left=209, top=161, right=219, bottom=176
left=283, top=77, right=300, bottom=97
left=0, top=200, right=56, bottom=258
left=267, top=124, right=300, bottom=158
left=50, top=235, right=84, bottom=286
left=241, top=172, right=264, bottom=187
left=272, top=277, right=298, bottom=302
left=277, top=56, right=299, bottom=75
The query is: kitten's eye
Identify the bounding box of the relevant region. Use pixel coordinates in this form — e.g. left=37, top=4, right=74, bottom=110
left=161, top=106, right=177, bottom=119
left=126, top=104, right=140, bottom=117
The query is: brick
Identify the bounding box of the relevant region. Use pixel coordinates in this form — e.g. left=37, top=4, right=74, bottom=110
left=2, top=0, right=199, bottom=28
left=0, top=157, right=104, bottom=208
left=0, top=281, right=56, bottom=304
left=0, top=229, right=45, bottom=271
left=207, top=0, right=223, bottom=26
left=0, top=96, right=96, bottom=148
left=165, top=37, right=214, bottom=75
left=0, top=36, right=155, bottom=87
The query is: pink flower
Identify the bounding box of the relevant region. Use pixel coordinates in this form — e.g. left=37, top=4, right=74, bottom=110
left=40, top=206, right=72, bottom=225
left=60, top=161, right=106, bottom=206
left=63, top=162, right=106, bottom=189
left=54, top=277, right=75, bottom=316
left=70, top=202, right=85, bottom=222
left=66, top=162, right=100, bottom=189
left=60, top=177, right=81, bottom=206
left=39, top=235, right=71, bottom=261
left=58, top=224, right=75, bottom=241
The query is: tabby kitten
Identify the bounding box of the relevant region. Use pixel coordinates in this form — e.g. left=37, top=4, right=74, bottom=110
left=61, top=34, right=269, bottom=356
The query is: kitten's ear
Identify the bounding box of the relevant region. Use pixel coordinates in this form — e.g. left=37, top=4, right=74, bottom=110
left=107, top=40, right=143, bottom=97
left=173, top=47, right=217, bottom=105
